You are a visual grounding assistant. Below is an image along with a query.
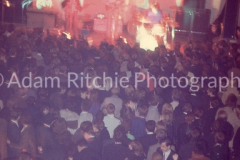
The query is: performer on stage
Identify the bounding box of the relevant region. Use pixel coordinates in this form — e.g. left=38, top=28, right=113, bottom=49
left=102, top=0, right=125, bottom=43
left=146, top=2, right=162, bottom=24
left=63, top=0, right=82, bottom=39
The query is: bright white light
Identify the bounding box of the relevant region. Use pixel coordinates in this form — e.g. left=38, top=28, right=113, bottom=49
left=152, top=24, right=165, bottom=37
left=136, top=25, right=158, bottom=51
left=140, top=34, right=158, bottom=51
left=36, top=0, right=53, bottom=9
left=6, top=1, right=11, bottom=7
left=136, top=25, right=148, bottom=43
left=63, top=32, right=71, bottom=39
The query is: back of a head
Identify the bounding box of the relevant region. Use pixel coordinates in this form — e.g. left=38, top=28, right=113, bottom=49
left=106, top=103, right=115, bottom=114
left=138, top=104, right=149, bottom=117
left=145, top=120, right=156, bottom=132
left=161, top=103, right=173, bottom=115
left=172, top=88, right=181, bottom=101
left=185, top=112, right=195, bottom=124
left=111, top=86, right=120, bottom=95
left=155, top=121, right=167, bottom=131
left=121, top=106, right=134, bottom=120
left=123, top=97, right=134, bottom=106
left=225, top=93, right=237, bottom=108
left=129, top=140, right=144, bottom=157
left=51, top=118, right=67, bottom=134
left=210, top=98, right=221, bottom=109
left=152, top=152, right=163, bottom=160
left=81, top=99, right=92, bottom=112
left=193, top=140, right=208, bottom=156
left=95, top=110, right=105, bottom=121
left=189, top=128, right=201, bottom=141
left=148, top=94, right=160, bottom=106
left=80, top=121, right=94, bottom=134
left=93, top=120, right=105, bottom=131
left=214, top=131, right=225, bottom=145
left=113, top=125, right=125, bottom=143
left=162, top=111, right=173, bottom=125
left=183, top=103, right=193, bottom=114
left=156, top=129, right=167, bottom=141
left=217, top=110, right=228, bottom=121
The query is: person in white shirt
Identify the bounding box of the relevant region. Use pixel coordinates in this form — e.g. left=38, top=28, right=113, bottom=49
left=103, top=103, right=121, bottom=138
left=101, top=87, right=123, bottom=119
left=78, top=99, right=93, bottom=129
left=60, top=101, right=79, bottom=135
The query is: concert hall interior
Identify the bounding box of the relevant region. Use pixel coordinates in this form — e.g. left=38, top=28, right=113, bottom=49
left=0, top=0, right=240, bottom=160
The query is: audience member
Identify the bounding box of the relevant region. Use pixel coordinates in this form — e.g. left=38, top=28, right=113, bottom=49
left=138, top=120, right=157, bottom=155
left=103, top=103, right=121, bottom=138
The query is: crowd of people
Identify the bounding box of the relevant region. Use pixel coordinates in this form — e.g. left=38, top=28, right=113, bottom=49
left=0, top=23, right=240, bottom=160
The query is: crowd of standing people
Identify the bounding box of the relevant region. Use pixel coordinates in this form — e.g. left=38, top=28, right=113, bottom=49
left=0, top=24, right=240, bottom=160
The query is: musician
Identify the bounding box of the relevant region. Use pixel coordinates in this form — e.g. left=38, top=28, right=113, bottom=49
left=146, top=3, right=162, bottom=24
left=103, top=0, right=125, bottom=42
left=63, top=0, right=82, bottom=39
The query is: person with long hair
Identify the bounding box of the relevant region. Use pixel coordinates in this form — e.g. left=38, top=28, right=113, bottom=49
left=128, top=140, right=146, bottom=160
left=216, top=94, right=240, bottom=148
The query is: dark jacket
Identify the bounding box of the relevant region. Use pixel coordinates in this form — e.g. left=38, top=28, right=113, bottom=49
left=36, top=125, right=59, bottom=150
left=7, top=120, right=21, bottom=158
left=178, top=141, right=196, bottom=160
left=36, top=124, right=65, bottom=160
left=138, top=133, right=158, bottom=155
left=177, top=123, right=192, bottom=147
left=0, top=118, right=7, bottom=160
left=127, top=153, right=146, bottom=160
left=202, top=107, right=218, bottom=137
left=88, top=137, right=103, bottom=155
left=210, top=144, right=230, bottom=160
left=10, top=125, right=36, bottom=157
left=73, top=147, right=101, bottom=160
left=102, top=143, right=132, bottom=160
left=7, top=121, right=21, bottom=143
left=233, top=127, right=240, bottom=156
left=130, top=117, right=146, bottom=139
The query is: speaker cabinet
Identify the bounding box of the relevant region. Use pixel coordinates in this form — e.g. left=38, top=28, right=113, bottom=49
left=192, top=9, right=211, bottom=33
left=183, top=0, right=205, bottom=9
left=222, top=0, right=240, bottom=39
left=175, top=9, right=192, bottom=31
left=175, top=9, right=210, bottom=33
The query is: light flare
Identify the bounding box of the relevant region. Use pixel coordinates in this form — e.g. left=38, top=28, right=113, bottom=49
left=6, top=0, right=11, bottom=7
left=63, top=32, right=71, bottom=39
left=136, top=25, right=158, bottom=51
left=36, top=0, right=53, bottom=9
